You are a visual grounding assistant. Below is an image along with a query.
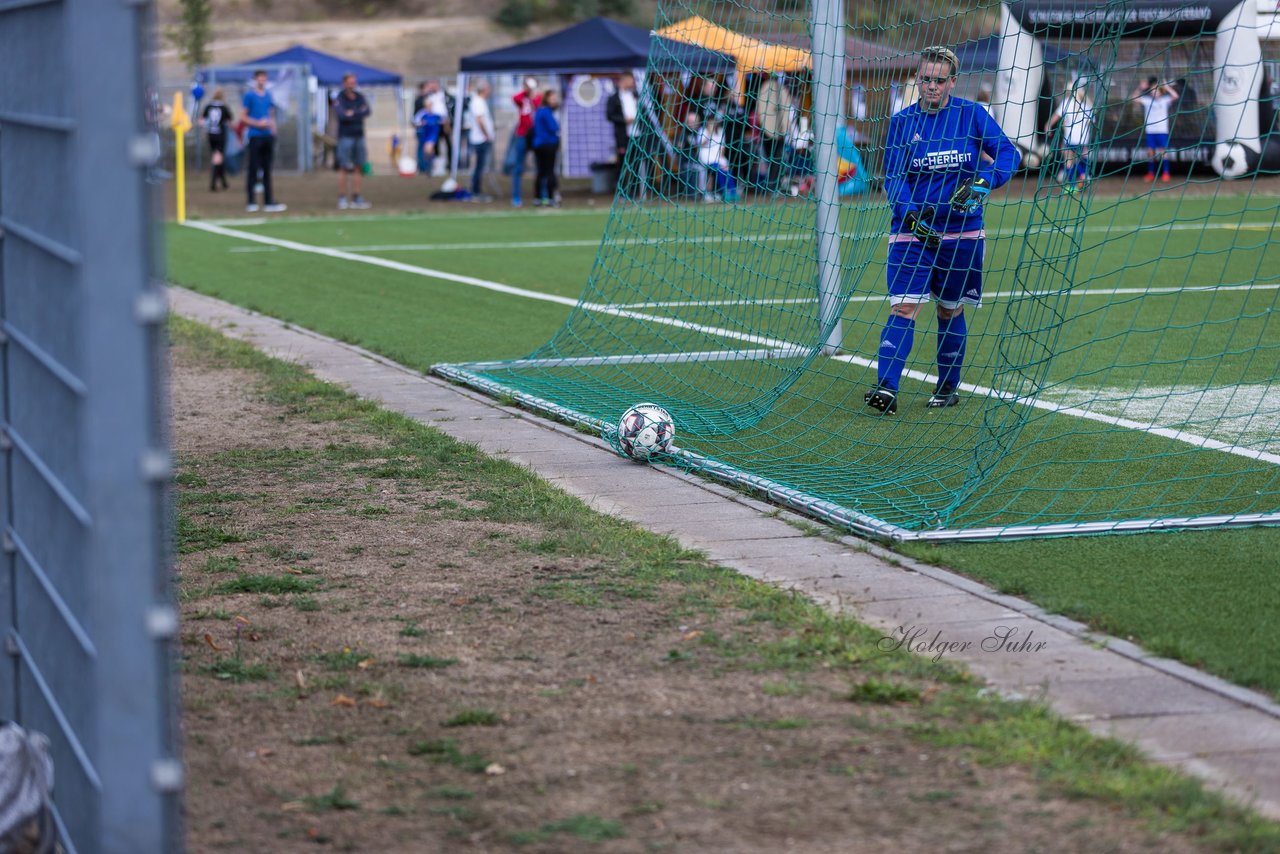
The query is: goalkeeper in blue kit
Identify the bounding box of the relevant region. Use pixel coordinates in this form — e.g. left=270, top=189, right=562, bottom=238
left=865, top=46, right=1021, bottom=415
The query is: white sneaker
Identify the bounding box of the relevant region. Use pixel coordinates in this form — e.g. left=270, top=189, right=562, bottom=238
left=338, top=197, right=349, bottom=210
left=263, top=203, right=287, bottom=213
left=246, top=204, right=260, bottom=213
left=350, top=197, right=371, bottom=210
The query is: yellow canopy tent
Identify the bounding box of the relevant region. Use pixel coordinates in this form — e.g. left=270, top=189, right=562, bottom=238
left=657, top=16, right=810, bottom=75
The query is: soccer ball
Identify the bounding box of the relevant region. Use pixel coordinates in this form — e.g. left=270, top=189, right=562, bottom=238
left=1212, top=141, right=1257, bottom=179
left=617, top=403, right=675, bottom=460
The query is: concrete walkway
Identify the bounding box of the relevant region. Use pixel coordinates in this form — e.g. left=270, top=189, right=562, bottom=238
left=170, top=287, right=1280, bottom=821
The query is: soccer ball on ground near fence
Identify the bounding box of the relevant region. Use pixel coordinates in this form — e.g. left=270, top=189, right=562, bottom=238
left=617, top=403, right=675, bottom=460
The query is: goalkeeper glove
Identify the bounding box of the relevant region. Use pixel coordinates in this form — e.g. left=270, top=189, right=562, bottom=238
left=950, top=176, right=991, bottom=214
left=903, top=207, right=941, bottom=249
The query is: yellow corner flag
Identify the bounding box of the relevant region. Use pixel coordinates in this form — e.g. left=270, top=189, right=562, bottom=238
left=171, top=92, right=192, bottom=223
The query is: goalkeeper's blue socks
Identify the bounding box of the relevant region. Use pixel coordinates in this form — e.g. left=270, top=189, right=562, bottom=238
left=936, top=312, right=967, bottom=391
left=876, top=314, right=915, bottom=391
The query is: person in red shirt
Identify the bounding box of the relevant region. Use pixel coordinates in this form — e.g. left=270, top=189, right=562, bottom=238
left=507, top=76, right=542, bottom=207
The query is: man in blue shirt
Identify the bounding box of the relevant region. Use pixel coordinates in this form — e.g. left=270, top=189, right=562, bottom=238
left=866, top=46, right=1020, bottom=415
left=242, top=69, right=286, bottom=213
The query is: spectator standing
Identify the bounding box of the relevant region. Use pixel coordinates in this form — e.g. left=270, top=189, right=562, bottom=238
left=507, top=76, right=542, bottom=207
left=412, top=81, right=432, bottom=173
left=242, top=69, right=286, bottom=213
left=606, top=73, right=637, bottom=162
left=756, top=73, right=794, bottom=194
left=424, top=80, right=450, bottom=175
left=413, top=82, right=445, bottom=179
left=468, top=81, right=494, bottom=197
left=606, top=74, right=639, bottom=196
left=202, top=88, right=233, bottom=191
left=696, top=118, right=734, bottom=201
left=335, top=73, right=372, bottom=209
left=531, top=89, right=561, bottom=207
left=674, top=109, right=703, bottom=198
left=1132, top=76, right=1179, bottom=182
left=631, top=75, right=676, bottom=201
left=722, top=86, right=754, bottom=199
left=1045, top=81, right=1096, bottom=191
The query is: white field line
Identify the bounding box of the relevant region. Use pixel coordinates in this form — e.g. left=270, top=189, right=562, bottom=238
left=200, top=207, right=610, bottom=228
left=190, top=194, right=1280, bottom=230
left=464, top=346, right=808, bottom=370
left=624, top=297, right=819, bottom=309
left=188, top=219, right=1279, bottom=468
left=336, top=231, right=811, bottom=253
left=1047, top=384, right=1280, bottom=454
left=183, top=221, right=800, bottom=352
left=830, top=352, right=1280, bottom=466
left=618, top=281, right=1280, bottom=309
left=237, top=219, right=1273, bottom=255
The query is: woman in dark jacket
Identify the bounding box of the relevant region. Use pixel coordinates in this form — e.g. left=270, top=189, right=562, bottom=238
left=530, top=89, right=561, bottom=207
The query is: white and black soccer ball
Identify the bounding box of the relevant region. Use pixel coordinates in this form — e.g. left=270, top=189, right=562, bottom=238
left=1212, top=141, right=1257, bottom=180
left=617, top=403, right=675, bottom=460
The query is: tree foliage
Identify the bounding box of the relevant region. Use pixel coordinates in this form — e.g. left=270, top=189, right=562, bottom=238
left=174, top=0, right=213, bottom=72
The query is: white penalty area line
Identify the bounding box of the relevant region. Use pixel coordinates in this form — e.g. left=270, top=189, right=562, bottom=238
left=830, top=352, right=1280, bottom=467
left=183, top=220, right=801, bottom=353
left=221, top=219, right=1276, bottom=256
left=200, top=207, right=609, bottom=228
left=614, top=281, right=1280, bottom=310
left=335, top=230, right=812, bottom=254
left=463, top=345, right=809, bottom=371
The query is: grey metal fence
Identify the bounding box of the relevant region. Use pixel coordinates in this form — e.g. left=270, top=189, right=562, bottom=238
left=0, top=0, right=180, bottom=851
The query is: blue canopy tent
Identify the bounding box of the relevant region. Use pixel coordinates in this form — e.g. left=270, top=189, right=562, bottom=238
left=245, top=44, right=405, bottom=137
left=460, top=16, right=735, bottom=73
left=450, top=17, right=735, bottom=184
left=202, top=45, right=405, bottom=157
left=245, top=45, right=403, bottom=87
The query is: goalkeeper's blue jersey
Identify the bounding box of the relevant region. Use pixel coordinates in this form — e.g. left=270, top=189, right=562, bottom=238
left=884, top=97, right=1021, bottom=235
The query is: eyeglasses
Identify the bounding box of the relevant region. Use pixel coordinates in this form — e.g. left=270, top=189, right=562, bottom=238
left=919, top=75, right=953, bottom=86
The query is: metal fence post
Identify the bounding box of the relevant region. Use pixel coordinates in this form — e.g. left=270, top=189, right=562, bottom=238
left=0, top=0, right=180, bottom=850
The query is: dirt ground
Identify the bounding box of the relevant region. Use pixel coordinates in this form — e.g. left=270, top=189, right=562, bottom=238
left=173, top=165, right=610, bottom=221
left=172, top=330, right=1216, bottom=853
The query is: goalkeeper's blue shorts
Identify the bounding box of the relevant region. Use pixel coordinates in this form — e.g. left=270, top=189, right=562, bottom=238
left=887, top=235, right=985, bottom=310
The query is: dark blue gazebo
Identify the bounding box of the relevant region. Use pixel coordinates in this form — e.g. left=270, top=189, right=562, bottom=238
left=198, top=45, right=406, bottom=170
left=243, top=45, right=402, bottom=86
left=451, top=17, right=734, bottom=183
left=460, top=16, right=734, bottom=73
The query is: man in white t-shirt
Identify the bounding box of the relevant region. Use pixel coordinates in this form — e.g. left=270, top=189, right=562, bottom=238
left=1131, top=76, right=1179, bottom=182
left=1045, top=85, right=1096, bottom=191
left=468, top=81, right=494, bottom=196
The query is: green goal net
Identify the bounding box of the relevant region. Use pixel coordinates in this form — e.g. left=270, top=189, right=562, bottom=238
left=434, top=0, right=1280, bottom=541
